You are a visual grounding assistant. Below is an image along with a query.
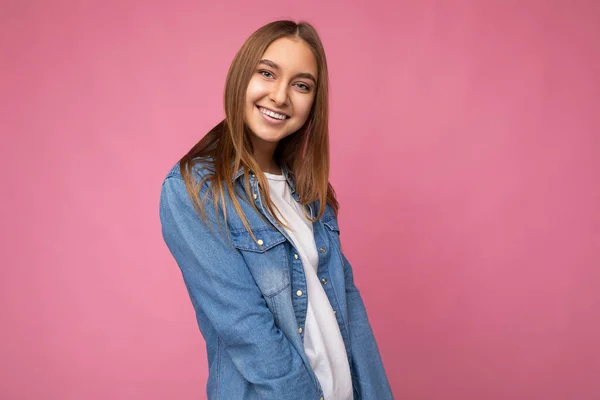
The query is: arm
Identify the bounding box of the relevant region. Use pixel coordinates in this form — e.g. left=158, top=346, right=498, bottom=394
left=341, top=250, right=394, bottom=399
left=159, top=176, right=319, bottom=398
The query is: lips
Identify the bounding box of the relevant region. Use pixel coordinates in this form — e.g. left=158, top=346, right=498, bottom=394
left=257, top=105, right=290, bottom=119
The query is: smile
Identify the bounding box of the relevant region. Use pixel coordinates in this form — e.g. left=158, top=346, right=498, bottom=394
left=257, top=106, right=290, bottom=121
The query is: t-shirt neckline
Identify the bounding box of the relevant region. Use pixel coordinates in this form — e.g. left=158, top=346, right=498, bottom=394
left=264, top=170, right=286, bottom=181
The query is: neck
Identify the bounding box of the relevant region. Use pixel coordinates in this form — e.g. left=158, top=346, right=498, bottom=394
left=251, top=137, right=281, bottom=175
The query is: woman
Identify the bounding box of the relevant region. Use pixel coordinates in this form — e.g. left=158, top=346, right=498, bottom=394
left=159, top=20, right=393, bottom=399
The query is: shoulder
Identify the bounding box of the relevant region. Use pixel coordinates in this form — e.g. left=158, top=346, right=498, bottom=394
left=161, top=157, right=225, bottom=214
left=164, top=157, right=215, bottom=185
left=160, top=157, right=221, bottom=216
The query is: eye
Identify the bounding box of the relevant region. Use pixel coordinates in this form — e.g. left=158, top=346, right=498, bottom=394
left=295, top=83, right=311, bottom=91
left=258, top=70, right=274, bottom=79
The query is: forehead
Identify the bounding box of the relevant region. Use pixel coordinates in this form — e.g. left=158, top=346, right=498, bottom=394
left=261, top=37, right=317, bottom=76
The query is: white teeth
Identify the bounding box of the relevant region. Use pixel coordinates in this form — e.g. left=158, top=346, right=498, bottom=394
left=259, top=107, right=287, bottom=120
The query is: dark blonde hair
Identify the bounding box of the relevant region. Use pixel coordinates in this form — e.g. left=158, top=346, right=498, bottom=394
left=179, top=20, right=338, bottom=241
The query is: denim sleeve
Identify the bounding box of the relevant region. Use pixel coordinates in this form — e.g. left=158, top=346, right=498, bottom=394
left=159, top=176, right=319, bottom=398
left=341, top=251, right=394, bottom=400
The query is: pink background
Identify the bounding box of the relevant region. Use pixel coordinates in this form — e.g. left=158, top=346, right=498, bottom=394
left=1, top=1, right=599, bottom=399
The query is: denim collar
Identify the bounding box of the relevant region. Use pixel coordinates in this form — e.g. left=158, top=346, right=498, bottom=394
left=231, top=162, right=297, bottom=194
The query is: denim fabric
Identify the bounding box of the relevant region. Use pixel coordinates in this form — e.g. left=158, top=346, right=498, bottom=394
left=159, top=160, right=393, bottom=399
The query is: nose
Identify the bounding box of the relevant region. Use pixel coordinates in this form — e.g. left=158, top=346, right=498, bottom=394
left=269, top=81, right=289, bottom=107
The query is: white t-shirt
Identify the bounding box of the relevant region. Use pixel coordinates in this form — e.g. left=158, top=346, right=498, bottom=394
left=264, top=170, right=353, bottom=400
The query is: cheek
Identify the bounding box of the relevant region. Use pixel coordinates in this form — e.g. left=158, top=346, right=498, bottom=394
left=295, top=97, right=315, bottom=121
left=246, top=78, right=268, bottom=102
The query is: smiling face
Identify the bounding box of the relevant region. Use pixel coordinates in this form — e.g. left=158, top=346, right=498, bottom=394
left=244, top=37, right=318, bottom=148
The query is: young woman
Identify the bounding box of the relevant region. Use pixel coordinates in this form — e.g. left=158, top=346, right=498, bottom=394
left=159, top=20, right=393, bottom=400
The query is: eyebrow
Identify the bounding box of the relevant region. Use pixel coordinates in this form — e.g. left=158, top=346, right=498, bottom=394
left=258, top=59, right=317, bottom=84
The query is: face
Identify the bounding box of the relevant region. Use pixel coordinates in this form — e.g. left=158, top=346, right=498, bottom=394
left=244, top=37, right=318, bottom=147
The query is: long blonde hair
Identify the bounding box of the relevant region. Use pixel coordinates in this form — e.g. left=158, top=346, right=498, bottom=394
left=179, top=20, right=338, bottom=241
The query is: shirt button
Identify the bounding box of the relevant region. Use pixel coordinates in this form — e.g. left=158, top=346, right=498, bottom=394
left=320, top=397, right=324, bottom=400
left=321, top=278, right=327, bottom=284
left=296, top=290, right=303, bottom=296
left=253, top=193, right=258, bottom=199
left=257, top=239, right=264, bottom=246
left=319, top=247, right=326, bottom=253
left=294, top=253, right=299, bottom=259
left=333, top=310, right=337, bottom=316
left=298, top=327, right=303, bottom=334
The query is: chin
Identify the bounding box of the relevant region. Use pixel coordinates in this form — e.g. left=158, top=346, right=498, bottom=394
left=247, top=121, right=294, bottom=141
left=253, top=131, right=289, bottom=143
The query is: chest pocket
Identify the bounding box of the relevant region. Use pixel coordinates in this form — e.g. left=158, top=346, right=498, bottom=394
left=229, top=228, right=291, bottom=297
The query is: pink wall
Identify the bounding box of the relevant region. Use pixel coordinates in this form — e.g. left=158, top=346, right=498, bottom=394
left=1, top=1, right=599, bottom=399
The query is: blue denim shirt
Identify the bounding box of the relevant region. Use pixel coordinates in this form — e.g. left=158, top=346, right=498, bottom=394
left=159, top=160, right=393, bottom=399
